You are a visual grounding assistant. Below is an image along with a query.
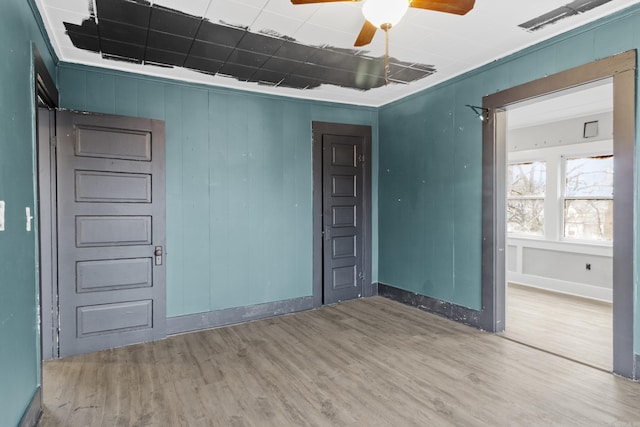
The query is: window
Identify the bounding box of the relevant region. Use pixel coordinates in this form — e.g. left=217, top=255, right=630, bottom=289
left=507, top=161, right=545, bottom=236
left=563, top=155, right=613, bottom=241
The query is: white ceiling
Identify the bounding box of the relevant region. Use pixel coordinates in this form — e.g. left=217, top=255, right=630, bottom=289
left=36, top=0, right=639, bottom=106
left=508, top=80, right=614, bottom=129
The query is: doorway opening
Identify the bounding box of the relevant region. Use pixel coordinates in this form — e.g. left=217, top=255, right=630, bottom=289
left=481, top=50, right=636, bottom=379
left=501, top=82, right=614, bottom=371
left=312, top=121, right=373, bottom=307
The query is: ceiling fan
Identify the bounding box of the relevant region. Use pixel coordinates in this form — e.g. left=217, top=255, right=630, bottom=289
left=290, top=0, right=476, bottom=84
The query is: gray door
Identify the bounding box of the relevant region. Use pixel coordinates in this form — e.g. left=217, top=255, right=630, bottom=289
left=322, top=134, right=366, bottom=304
left=56, top=111, right=166, bottom=357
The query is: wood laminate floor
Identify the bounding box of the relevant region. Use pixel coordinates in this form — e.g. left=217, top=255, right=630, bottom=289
left=503, top=283, right=613, bottom=371
left=40, top=296, right=639, bottom=427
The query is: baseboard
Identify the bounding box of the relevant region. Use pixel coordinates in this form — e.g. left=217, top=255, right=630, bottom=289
left=508, top=273, right=612, bottom=303
left=377, top=283, right=483, bottom=329
left=371, top=281, right=379, bottom=296
left=167, top=296, right=315, bottom=335
left=19, top=387, right=42, bottom=427
left=636, top=354, right=640, bottom=381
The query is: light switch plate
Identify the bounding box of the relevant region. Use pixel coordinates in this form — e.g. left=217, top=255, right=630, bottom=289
left=26, top=207, right=33, bottom=232
left=0, top=201, right=5, bottom=231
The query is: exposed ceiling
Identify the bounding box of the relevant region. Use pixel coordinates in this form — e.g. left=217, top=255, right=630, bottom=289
left=35, top=0, right=639, bottom=107
left=508, top=80, right=613, bottom=129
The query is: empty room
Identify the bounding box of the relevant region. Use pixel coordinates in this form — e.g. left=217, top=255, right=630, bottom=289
left=2, top=0, right=640, bottom=426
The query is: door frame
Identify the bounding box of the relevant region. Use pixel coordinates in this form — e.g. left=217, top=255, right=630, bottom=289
left=312, top=121, right=373, bottom=307
left=480, top=50, right=637, bottom=378
left=34, top=45, right=59, bottom=362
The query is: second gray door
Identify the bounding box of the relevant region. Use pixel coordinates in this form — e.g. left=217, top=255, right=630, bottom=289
left=56, top=111, right=166, bottom=358
left=322, top=133, right=366, bottom=304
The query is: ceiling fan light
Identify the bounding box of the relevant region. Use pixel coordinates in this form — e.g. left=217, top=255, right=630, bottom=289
left=362, top=0, right=409, bottom=29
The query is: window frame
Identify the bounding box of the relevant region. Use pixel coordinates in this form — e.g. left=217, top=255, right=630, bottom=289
left=506, top=160, right=547, bottom=238
left=561, top=153, right=613, bottom=244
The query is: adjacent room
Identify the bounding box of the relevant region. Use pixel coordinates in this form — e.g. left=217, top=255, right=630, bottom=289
left=503, top=82, right=615, bottom=371
left=2, top=0, right=640, bottom=426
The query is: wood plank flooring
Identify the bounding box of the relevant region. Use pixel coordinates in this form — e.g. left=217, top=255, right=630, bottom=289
left=40, top=296, right=640, bottom=426
left=503, top=283, right=613, bottom=371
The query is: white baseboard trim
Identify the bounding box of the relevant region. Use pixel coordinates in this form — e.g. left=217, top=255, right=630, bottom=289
left=508, top=273, right=612, bottom=302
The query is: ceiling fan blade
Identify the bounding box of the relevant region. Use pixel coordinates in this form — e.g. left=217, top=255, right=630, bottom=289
left=410, top=0, right=475, bottom=15
left=291, top=0, right=359, bottom=4
left=354, top=20, right=377, bottom=47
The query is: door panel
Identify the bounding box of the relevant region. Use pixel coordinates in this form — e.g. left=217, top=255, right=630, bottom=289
left=322, top=134, right=365, bottom=304
left=57, top=111, right=165, bottom=357
left=75, top=170, right=152, bottom=203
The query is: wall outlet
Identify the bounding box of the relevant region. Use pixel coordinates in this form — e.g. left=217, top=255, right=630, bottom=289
left=0, top=201, right=5, bottom=231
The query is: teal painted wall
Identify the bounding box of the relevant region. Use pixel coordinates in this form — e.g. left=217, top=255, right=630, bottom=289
left=379, top=5, right=640, bottom=353
left=57, top=65, right=378, bottom=317
left=0, top=1, right=56, bottom=426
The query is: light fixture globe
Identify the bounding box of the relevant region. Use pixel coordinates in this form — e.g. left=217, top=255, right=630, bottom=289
left=362, top=0, right=409, bottom=29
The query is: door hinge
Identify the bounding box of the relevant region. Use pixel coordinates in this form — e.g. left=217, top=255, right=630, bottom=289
left=50, top=135, right=57, bottom=147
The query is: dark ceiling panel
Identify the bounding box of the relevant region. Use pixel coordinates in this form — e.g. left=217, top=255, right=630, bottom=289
left=402, top=62, right=437, bottom=73
left=64, top=18, right=98, bottom=38
left=388, top=62, right=436, bottom=82
left=308, top=50, right=370, bottom=73
left=195, top=22, right=245, bottom=48
left=99, top=20, right=148, bottom=46
left=95, top=0, right=150, bottom=29
left=519, top=0, right=613, bottom=31
left=226, top=48, right=271, bottom=69
left=573, top=0, right=613, bottom=12
left=145, top=47, right=187, bottom=67
left=390, top=66, right=430, bottom=83
left=149, top=5, right=201, bottom=38
left=354, top=57, right=385, bottom=77
left=100, top=39, right=145, bottom=62
left=190, top=40, right=234, bottom=62
left=218, top=63, right=259, bottom=81
left=261, top=56, right=305, bottom=75
left=250, top=69, right=285, bottom=86
left=281, top=74, right=323, bottom=89
left=64, top=28, right=100, bottom=52
left=184, top=56, right=224, bottom=75
left=236, top=32, right=285, bottom=56
left=64, top=0, right=437, bottom=91
left=147, top=30, right=193, bottom=54
left=274, top=41, right=322, bottom=63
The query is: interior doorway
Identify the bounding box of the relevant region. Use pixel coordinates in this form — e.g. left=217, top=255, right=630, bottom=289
left=480, top=50, right=637, bottom=379
left=500, top=83, right=614, bottom=370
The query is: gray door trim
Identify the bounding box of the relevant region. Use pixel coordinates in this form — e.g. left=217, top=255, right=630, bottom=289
left=34, top=44, right=59, bottom=362
left=481, top=50, right=637, bottom=378
left=312, top=121, right=373, bottom=307
left=37, top=106, right=58, bottom=360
